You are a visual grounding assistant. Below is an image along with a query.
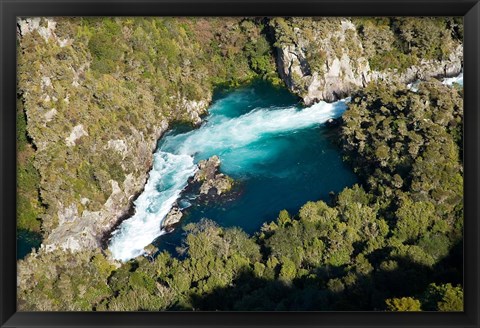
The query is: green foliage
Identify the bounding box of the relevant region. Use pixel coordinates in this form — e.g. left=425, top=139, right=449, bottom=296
left=421, top=283, right=463, bottom=311
left=394, top=200, right=435, bottom=242
left=244, top=34, right=276, bottom=78
left=17, top=98, right=44, bottom=232
left=17, top=250, right=113, bottom=311
left=417, top=233, right=451, bottom=261
left=17, top=157, right=43, bottom=232
left=16, top=99, right=29, bottom=151
left=354, top=17, right=461, bottom=72
left=342, top=81, right=462, bottom=217
left=279, top=257, right=297, bottom=281
left=386, top=297, right=422, bottom=311
left=392, top=17, right=457, bottom=61
left=87, top=20, right=124, bottom=74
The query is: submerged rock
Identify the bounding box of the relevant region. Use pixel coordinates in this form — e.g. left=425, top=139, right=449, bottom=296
left=325, top=118, right=341, bottom=128
left=144, top=244, right=158, bottom=254
left=200, top=174, right=234, bottom=196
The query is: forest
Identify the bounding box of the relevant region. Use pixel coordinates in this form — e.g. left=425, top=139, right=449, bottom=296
left=16, top=17, right=463, bottom=311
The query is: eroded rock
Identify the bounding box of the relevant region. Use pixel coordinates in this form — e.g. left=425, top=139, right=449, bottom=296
left=65, top=124, right=88, bottom=146
left=42, top=122, right=171, bottom=253
left=162, top=205, right=183, bottom=232
left=161, top=156, right=235, bottom=232
left=194, top=156, right=234, bottom=196
left=275, top=18, right=463, bottom=105
left=276, top=19, right=371, bottom=105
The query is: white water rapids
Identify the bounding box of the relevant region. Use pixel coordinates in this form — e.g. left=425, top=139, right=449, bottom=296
left=109, top=73, right=463, bottom=262
left=109, top=97, right=349, bottom=261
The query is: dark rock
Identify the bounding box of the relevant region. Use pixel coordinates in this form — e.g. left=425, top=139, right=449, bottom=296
left=193, top=155, right=221, bottom=182
left=325, top=118, right=340, bottom=127
left=160, top=156, right=235, bottom=232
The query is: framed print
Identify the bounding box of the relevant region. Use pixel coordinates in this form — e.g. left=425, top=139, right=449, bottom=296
left=1, top=0, right=479, bottom=327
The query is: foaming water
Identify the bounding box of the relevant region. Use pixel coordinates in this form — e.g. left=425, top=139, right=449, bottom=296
left=161, top=99, right=349, bottom=174
left=109, top=83, right=351, bottom=261
left=407, top=73, right=463, bottom=92
left=109, top=152, right=197, bottom=261
left=443, top=72, right=463, bottom=86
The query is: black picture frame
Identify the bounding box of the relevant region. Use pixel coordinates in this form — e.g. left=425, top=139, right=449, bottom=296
left=1, top=0, right=479, bottom=327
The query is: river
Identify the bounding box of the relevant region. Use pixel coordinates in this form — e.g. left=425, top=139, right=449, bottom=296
left=109, top=81, right=357, bottom=261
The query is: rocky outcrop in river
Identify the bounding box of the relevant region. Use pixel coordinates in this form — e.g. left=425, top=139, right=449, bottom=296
left=162, top=206, right=184, bottom=232
left=194, top=156, right=234, bottom=196
left=161, top=155, right=234, bottom=232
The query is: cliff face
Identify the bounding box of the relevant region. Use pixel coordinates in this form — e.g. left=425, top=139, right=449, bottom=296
left=275, top=19, right=371, bottom=104
left=369, top=45, right=463, bottom=83
left=271, top=17, right=463, bottom=105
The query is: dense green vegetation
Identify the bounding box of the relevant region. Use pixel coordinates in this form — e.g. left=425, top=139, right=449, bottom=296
left=353, top=17, right=462, bottom=71
left=17, top=17, right=463, bottom=311
left=18, top=79, right=463, bottom=311
left=17, top=98, right=44, bottom=232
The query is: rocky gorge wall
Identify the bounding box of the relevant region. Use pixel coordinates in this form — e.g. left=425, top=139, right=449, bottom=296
left=17, top=17, right=280, bottom=254
left=271, top=17, right=463, bottom=105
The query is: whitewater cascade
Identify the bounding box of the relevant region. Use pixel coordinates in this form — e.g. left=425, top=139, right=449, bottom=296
left=442, top=72, right=464, bottom=86
left=109, top=96, right=349, bottom=261
left=109, top=73, right=464, bottom=262
left=408, top=72, right=464, bottom=91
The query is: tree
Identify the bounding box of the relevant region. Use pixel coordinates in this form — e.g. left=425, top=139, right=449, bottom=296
left=421, top=283, right=463, bottom=311
left=386, top=297, right=422, bottom=311
left=393, top=199, right=435, bottom=242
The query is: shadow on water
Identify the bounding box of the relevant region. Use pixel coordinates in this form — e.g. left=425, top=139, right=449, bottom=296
left=210, top=79, right=301, bottom=109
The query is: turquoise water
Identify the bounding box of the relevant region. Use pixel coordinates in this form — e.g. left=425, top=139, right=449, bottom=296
left=109, top=81, right=358, bottom=261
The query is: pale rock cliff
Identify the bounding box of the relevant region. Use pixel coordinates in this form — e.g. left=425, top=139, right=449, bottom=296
left=275, top=19, right=463, bottom=105
left=369, top=44, right=463, bottom=84
left=276, top=20, right=371, bottom=105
